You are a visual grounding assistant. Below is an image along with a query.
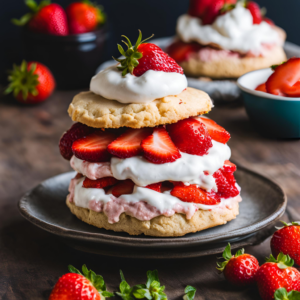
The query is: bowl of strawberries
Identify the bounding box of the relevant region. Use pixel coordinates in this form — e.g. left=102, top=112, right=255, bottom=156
left=237, top=57, right=300, bottom=138
left=13, top=0, right=108, bottom=89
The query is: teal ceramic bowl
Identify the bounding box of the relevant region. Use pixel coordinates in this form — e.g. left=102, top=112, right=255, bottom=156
left=237, top=68, right=300, bottom=138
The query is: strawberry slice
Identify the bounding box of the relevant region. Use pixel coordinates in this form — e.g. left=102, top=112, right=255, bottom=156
left=255, top=83, right=267, bottom=92
left=197, top=117, right=230, bottom=144
left=111, top=179, right=135, bottom=197
left=213, top=170, right=239, bottom=198
left=72, top=131, right=117, bottom=162
left=141, top=126, right=181, bottom=164
left=171, top=183, right=220, bottom=205
left=223, top=160, right=236, bottom=172
left=145, top=182, right=162, bottom=192
left=59, top=123, right=95, bottom=160
left=107, top=128, right=153, bottom=159
left=83, top=177, right=118, bottom=189
left=246, top=1, right=262, bottom=24
left=167, top=41, right=202, bottom=63
left=167, top=117, right=212, bottom=156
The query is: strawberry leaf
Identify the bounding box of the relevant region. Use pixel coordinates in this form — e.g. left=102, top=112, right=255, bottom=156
left=266, top=253, right=294, bottom=269
left=183, top=286, right=196, bottom=300
left=68, top=265, right=82, bottom=275
left=116, top=270, right=135, bottom=300
left=274, top=288, right=300, bottom=300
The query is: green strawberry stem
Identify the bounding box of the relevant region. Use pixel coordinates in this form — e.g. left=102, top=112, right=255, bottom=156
left=113, top=30, right=154, bottom=76
left=68, top=264, right=114, bottom=298
left=5, top=60, right=39, bottom=100
left=12, top=0, right=51, bottom=26
left=216, top=243, right=245, bottom=272
left=266, top=252, right=294, bottom=269
left=274, top=288, right=300, bottom=300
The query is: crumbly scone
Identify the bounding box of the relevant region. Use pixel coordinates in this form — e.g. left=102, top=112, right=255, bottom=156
left=180, top=46, right=287, bottom=79
left=66, top=198, right=239, bottom=237
left=68, top=87, right=212, bottom=129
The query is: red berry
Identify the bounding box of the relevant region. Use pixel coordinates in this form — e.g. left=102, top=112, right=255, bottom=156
left=107, top=128, right=153, bottom=159
left=223, top=160, right=236, bottom=172
left=217, top=244, right=259, bottom=287
left=167, top=117, right=213, bottom=156
left=141, top=127, right=181, bottom=164
left=247, top=1, right=262, bottom=24
left=213, top=169, right=239, bottom=198
left=133, top=43, right=184, bottom=77
left=83, top=177, right=118, bottom=189
left=167, top=41, right=202, bottom=63
left=49, top=264, right=112, bottom=300
left=256, top=253, right=300, bottom=300
left=197, top=117, right=230, bottom=144
left=66, top=2, right=105, bottom=34
left=202, top=0, right=225, bottom=25
left=188, top=0, right=214, bottom=18
left=255, top=83, right=267, bottom=92
left=13, top=2, right=68, bottom=35
left=170, top=183, right=220, bottom=205
left=6, top=61, right=55, bottom=104
left=271, top=221, right=300, bottom=266
left=263, top=17, right=275, bottom=26
left=114, top=31, right=184, bottom=77
left=265, top=58, right=300, bottom=97
left=145, top=182, right=162, bottom=192
left=59, top=123, right=95, bottom=160
left=72, top=131, right=117, bottom=162
left=111, top=179, right=135, bottom=197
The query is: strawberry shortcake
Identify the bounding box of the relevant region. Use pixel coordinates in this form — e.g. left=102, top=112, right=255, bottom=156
left=59, top=31, right=242, bottom=237
left=167, top=0, right=287, bottom=79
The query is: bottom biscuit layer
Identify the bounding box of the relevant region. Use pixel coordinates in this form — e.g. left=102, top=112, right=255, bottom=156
left=66, top=197, right=240, bottom=237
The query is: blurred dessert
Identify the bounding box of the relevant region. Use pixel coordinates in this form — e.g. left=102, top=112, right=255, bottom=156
left=167, top=0, right=287, bottom=79
left=59, top=31, right=242, bottom=237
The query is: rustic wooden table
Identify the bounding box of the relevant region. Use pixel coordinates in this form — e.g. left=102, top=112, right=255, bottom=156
left=1, top=90, right=299, bottom=300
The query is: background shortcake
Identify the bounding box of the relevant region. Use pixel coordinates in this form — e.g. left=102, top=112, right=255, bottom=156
left=59, top=31, right=242, bottom=237
left=167, top=0, right=287, bottom=79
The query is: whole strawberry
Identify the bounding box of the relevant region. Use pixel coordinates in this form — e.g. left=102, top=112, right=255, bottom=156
left=246, top=1, right=262, bottom=24
left=271, top=221, right=300, bottom=266
left=5, top=60, right=55, bottom=104
left=49, top=264, right=113, bottom=300
left=66, top=0, right=105, bottom=34
left=256, top=253, right=300, bottom=300
left=12, top=0, right=68, bottom=36
left=217, top=243, right=259, bottom=287
left=114, top=30, right=183, bottom=77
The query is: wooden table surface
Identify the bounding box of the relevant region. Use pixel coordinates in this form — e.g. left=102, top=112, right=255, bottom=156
left=1, top=90, right=299, bottom=300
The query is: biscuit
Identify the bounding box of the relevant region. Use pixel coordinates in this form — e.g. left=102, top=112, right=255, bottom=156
left=66, top=198, right=239, bottom=237
left=68, top=87, right=212, bottom=129
left=180, top=46, right=287, bottom=79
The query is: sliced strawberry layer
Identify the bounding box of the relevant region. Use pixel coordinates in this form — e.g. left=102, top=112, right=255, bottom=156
left=111, top=179, right=135, bottom=197
left=83, top=177, right=118, bottom=189
left=167, top=40, right=202, bottom=63
left=223, top=160, right=236, bottom=172
left=107, top=128, right=153, bottom=159
left=170, top=183, right=221, bottom=205
left=167, top=117, right=213, bottom=156
left=213, top=169, right=239, bottom=198
left=141, top=126, right=181, bottom=164
left=145, top=182, right=162, bottom=193
left=72, top=131, right=117, bottom=162
left=59, top=123, right=95, bottom=160
left=197, top=117, right=230, bottom=144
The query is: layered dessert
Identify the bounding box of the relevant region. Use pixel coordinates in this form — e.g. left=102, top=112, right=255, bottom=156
left=167, top=0, right=287, bottom=79
left=59, top=31, right=242, bottom=237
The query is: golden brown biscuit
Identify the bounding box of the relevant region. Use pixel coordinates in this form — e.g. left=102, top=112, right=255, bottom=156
left=66, top=197, right=240, bottom=237
left=68, top=87, right=212, bottom=129
left=180, top=46, right=287, bottom=79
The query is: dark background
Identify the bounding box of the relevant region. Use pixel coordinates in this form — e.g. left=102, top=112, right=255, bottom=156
left=0, top=0, right=296, bottom=84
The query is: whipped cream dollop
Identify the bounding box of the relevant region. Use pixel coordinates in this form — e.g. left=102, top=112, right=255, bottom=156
left=90, top=65, right=188, bottom=104
left=69, top=177, right=242, bottom=223
left=177, top=5, right=281, bottom=55
left=70, top=140, right=230, bottom=190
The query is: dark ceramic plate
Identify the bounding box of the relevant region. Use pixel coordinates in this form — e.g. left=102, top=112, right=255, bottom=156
left=19, top=166, right=286, bottom=254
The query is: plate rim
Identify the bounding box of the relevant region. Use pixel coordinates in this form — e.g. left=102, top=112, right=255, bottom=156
left=18, top=165, right=287, bottom=248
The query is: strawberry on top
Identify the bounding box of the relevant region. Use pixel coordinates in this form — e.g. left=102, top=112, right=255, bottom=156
left=113, top=30, right=184, bottom=77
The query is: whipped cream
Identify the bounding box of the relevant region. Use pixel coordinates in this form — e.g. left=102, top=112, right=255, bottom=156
left=70, top=177, right=242, bottom=223
left=70, top=140, right=230, bottom=190
left=90, top=65, right=188, bottom=104
left=176, top=5, right=281, bottom=55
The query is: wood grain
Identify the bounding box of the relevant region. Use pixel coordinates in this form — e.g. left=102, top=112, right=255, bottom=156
left=0, top=92, right=299, bottom=300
